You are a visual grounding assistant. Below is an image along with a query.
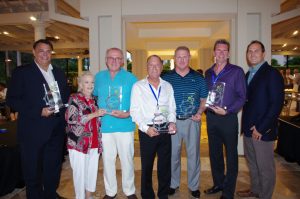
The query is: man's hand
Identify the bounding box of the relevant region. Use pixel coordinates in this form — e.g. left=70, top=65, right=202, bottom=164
left=146, top=127, right=159, bottom=137
left=41, top=107, right=55, bottom=117
left=168, top=122, right=176, bottom=134
left=110, top=110, right=130, bottom=118
left=250, top=125, right=262, bottom=141
left=191, top=112, right=202, bottom=121
left=210, top=106, right=227, bottom=115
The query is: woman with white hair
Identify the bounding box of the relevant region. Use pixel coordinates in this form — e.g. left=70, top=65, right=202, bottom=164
left=65, top=71, right=106, bottom=199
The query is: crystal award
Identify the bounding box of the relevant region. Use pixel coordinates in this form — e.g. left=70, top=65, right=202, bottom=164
left=105, top=86, right=122, bottom=113
left=43, top=81, right=66, bottom=113
left=178, top=93, right=197, bottom=119
left=205, top=82, right=226, bottom=108
left=152, top=105, right=169, bottom=133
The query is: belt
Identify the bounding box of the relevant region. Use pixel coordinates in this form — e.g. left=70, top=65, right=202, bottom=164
left=176, top=115, right=191, bottom=120
left=205, top=109, right=216, bottom=115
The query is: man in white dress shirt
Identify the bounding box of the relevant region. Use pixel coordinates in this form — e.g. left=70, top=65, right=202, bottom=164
left=130, top=55, right=176, bottom=199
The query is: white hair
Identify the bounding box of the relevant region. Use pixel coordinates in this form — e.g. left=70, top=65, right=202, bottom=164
left=77, top=71, right=94, bottom=92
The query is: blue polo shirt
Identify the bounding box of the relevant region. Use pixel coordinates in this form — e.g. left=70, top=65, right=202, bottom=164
left=162, top=68, right=208, bottom=117
left=94, top=68, right=137, bottom=133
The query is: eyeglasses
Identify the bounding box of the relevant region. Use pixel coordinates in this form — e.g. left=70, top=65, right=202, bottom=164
left=106, top=57, right=123, bottom=62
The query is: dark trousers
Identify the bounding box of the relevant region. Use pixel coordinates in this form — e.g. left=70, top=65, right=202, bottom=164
left=206, top=112, right=238, bottom=198
left=139, top=130, right=171, bottom=199
left=20, top=125, right=65, bottom=199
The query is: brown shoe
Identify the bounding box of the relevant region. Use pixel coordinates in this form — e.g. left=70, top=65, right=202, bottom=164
left=127, top=194, right=138, bottom=199
left=236, top=190, right=259, bottom=198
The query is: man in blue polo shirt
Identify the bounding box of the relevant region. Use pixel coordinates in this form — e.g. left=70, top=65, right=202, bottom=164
left=94, top=48, right=138, bottom=199
left=163, top=46, right=208, bottom=199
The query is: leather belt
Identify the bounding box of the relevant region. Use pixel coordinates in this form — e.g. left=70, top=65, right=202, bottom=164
left=176, top=116, right=190, bottom=120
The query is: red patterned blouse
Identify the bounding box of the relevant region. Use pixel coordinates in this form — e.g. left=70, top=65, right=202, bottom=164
left=65, top=93, right=102, bottom=154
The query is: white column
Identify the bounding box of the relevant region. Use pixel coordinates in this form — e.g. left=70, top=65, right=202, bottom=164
left=33, top=21, right=46, bottom=40
left=87, top=0, right=123, bottom=75
left=236, top=0, right=280, bottom=155
left=5, top=51, right=10, bottom=77
left=16, top=51, right=21, bottom=66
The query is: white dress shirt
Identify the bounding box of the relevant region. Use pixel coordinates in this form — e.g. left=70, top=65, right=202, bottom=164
left=35, top=61, right=55, bottom=85
left=130, top=77, right=176, bottom=133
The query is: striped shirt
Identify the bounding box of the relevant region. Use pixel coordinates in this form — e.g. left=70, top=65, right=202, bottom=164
left=162, top=68, right=208, bottom=117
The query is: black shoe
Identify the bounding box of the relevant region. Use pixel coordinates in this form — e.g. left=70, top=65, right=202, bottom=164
left=103, top=194, right=117, bottom=199
left=204, top=185, right=223, bottom=194
left=220, top=195, right=233, bottom=199
left=190, top=190, right=200, bottom=198
left=56, top=193, right=67, bottom=199
left=168, top=187, right=178, bottom=195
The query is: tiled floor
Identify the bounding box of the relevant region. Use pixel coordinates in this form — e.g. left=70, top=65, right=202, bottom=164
left=2, top=114, right=300, bottom=199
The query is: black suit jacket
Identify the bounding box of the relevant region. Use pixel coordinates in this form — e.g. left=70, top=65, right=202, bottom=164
left=6, top=62, right=70, bottom=144
left=242, top=62, right=284, bottom=141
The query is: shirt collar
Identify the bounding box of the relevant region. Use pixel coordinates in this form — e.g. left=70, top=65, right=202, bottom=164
left=35, top=61, right=53, bottom=72
left=249, top=61, right=265, bottom=73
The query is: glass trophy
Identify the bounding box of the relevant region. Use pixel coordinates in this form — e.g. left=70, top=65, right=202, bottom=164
left=205, top=82, right=226, bottom=108
left=152, top=105, right=169, bottom=133
left=105, top=86, right=122, bottom=113
left=178, top=93, right=197, bottom=119
left=43, top=81, right=66, bottom=113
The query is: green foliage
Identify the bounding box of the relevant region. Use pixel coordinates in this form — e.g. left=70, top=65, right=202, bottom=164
left=288, top=56, right=300, bottom=65
left=127, top=58, right=132, bottom=72
left=271, top=58, right=279, bottom=66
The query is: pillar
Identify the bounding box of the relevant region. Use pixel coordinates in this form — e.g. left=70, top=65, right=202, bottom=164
left=77, top=56, right=83, bottom=76
left=33, top=21, right=46, bottom=40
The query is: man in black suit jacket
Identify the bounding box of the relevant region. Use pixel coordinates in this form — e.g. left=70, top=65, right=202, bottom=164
left=6, top=39, right=70, bottom=199
left=237, top=40, right=284, bottom=199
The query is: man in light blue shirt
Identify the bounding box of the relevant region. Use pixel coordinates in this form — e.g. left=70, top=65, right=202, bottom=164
left=94, top=48, right=138, bottom=199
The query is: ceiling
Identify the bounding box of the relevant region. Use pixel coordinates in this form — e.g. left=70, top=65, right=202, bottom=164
left=0, top=0, right=299, bottom=58
left=0, top=0, right=89, bottom=58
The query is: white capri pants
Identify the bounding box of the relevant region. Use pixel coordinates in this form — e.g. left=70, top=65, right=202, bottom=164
left=69, top=148, right=100, bottom=199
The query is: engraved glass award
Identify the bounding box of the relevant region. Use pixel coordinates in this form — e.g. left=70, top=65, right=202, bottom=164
left=152, top=105, right=169, bottom=133
left=178, top=93, right=197, bottom=119
left=205, top=82, right=226, bottom=108
left=105, top=86, right=122, bottom=113
left=43, top=81, right=66, bottom=113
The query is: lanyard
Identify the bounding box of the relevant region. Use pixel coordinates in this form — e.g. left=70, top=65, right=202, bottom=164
left=212, top=67, right=226, bottom=84
left=149, top=84, right=161, bottom=106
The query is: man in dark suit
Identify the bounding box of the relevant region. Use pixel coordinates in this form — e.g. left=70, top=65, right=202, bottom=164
left=6, top=39, right=70, bottom=199
left=237, top=40, right=284, bottom=199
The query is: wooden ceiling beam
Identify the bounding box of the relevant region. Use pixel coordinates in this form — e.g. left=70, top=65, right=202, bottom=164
left=57, top=0, right=81, bottom=18
left=53, top=22, right=88, bottom=41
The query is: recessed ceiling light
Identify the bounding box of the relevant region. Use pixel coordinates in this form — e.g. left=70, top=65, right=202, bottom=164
left=292, top=30, right=298, bottom=36
left=51, top=51, right=56, bottom=54
left=293, top=46, right=298, bottom=50
left=30, top=16, right=37, bottom=21
left=54, top=36, right=60, bottom=40
left=3, top=31, right=9, bottom=35
left=282, top=43, right=287, bottom=47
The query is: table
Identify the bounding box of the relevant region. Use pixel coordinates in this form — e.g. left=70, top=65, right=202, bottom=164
left=0, top=120, right=24, bottom=196
left=276, top=116, right=300, bottom=165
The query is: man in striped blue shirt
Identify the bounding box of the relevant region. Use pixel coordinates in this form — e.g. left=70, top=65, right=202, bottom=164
left=163, top=46, right=208, bottom=199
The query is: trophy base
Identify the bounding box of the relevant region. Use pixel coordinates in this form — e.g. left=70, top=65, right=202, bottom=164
left=148, top=123, right=170, bottom=134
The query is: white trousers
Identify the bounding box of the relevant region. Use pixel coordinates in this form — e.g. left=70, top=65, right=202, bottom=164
left=69, top=149, right=100, bottom=199
left=102, top=132, right=135, bottom=196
